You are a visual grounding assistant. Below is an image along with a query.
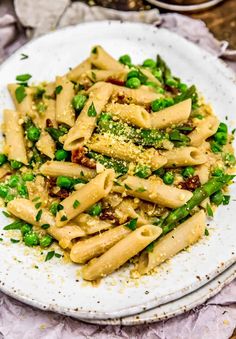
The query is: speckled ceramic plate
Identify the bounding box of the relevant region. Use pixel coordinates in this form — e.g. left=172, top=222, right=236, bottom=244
left=79, top=262, right=236, bottom=325
left=0, top=21, right=235, bottom=320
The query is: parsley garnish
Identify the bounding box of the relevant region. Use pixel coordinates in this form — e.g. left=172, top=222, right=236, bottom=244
left=45, top=251, right=55, bottom=261
left=124, top=184, right=132, bottom=190
left=60, top=215, right=68, bottom=221
left=2, top=211, right=11, bottom=218
left=15, top=85, right=26, bottom=103
left=73, top=200, right=80, bottom=209
left=206, top=204, right=213, bottom=217
left=223, top=195, right=230, bottom=205
left=35, top=202, right=42, bottom=209
left=91, top=47, right=97, bottom=54
left=136, top=187, right=146, bottom=193
left=3, top=220, right=23, bottom=230
left=146, top=242, right=154, bottom=252
left=16, top=74, right=32, bottom=82
left=32, top=196, right=40, bottom=202
left=205, top=229, right=209, bottom=236
left=55, top=253, right=62, bottom=258
left=57, top=204, right=64, bottom=211
left=125, top=218, right=138, bottom=231
left=55, top=85, right=63, bottom=95
left=34, top=265, right=39, bottom=269
left=87, top=102, right=97, bottom=117
left=35, top=209, right=42, bottom=222
left=20, top=53, right=28, bottom=60
left=10, top=238, right=20, bottom=243
left=41, top=224, right=50, bottom=229
left=0, top=238, right=3, bottom=241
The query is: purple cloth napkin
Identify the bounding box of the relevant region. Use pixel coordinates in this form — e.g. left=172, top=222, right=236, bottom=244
left=0, top=1, right=235, bottom=338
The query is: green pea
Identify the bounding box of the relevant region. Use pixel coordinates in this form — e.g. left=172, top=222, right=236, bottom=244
left=40, top=234, right=53, bottom=248
left=142, top=59, right=156, bottom=68
left=218, top=122, right=228, bottom=133
left=119, top=54, right=131, bottom=66
left=210, top=141, right=222, bottom=153
left=72, top=94, right=87, bottom=112
left=127, top=70, right=139, bottom=79
left=23, top=231, right=39, bottom=246
left=0, top=185, right=9, bottom=198
left=0, top=154, right=7, bottom=166
left=88, top=203, right=102, bottom=216
left=56, top=176, right=74, bottom=189
left=152, top=69, right=162, bottom=81
left=182, top=167, right=195, bottom=178
left=210, top=190, right=224, bottom=206
left=214, top=132, right=227, bottom=145
left=8, top=175, right=20, bottom=188
left=165, top=77, right=178, bottom=87
left=163, top=171, right=174, bottom=185
left=151, top=98, right=174, bottom=112
left=135, top=165, right=152, bottom=179
left=212, top=168, right=224, bottom=177
left=55, top=149, right=69, bottom=161
left=21, top=223, right=33, bottom=236
left=125, top=77, right=141, bottom=89
left=27, top=126, right=41, bottom=142
left=178, top=83, right=188, bottom=92
left=153, top=168, right=165, bottom=178
left=10, top=160, right=22, bottom=170
left=17, top=184, right=28, bottom=198
left=22, top=172, right=35, bottom=181
left=50, top=202, right=59, bottom=216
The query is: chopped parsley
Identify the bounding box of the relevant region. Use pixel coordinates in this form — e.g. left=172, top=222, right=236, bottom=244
left=73, top=200, right=80, bottom=209
left=124, top=184, right=132, bottom=190
left=10, top=238, right=20, bottom=243
left=125, top=218, right=138, bottom=231
left=87, top=102, right=97, bottom=117
left=205, top=228, right=209, bottom=236
left=206, top=204, right=213, bottom=217
left=35, top=209, right=42, bottom=222
left=55, top=85, right=63, bottom=95
left=60, top=215, right=68, bottom=222
left=35, top=202, right=42, bottom=209
left=45, top=251, right=55, bottom=261
left=146, top=242, right=154, bottom=252
left=135, top=187, right=146, bottom=193
left=16, top=73, right=32, bottom=82
left=2, top=211, right=11, bottom=218
left=41, top=224, right=50, bottom=229
left=20, top=53, right=29, bottom=60
left=55, top=253, right=62, bottom=258
left=223, top=195, right=230, bottom=205
left=0, top=238, right=3, bottom=241
left=15, top=85, right=27, bottom=103
left=57, top=204, right=64, bottom=211
left=3, top=220, right=23, bottom=230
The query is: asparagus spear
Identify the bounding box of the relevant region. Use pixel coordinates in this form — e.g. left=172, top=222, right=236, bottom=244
left=161, top=174, right=234, bottom=235
left=87, top=151, right=128, bottom=175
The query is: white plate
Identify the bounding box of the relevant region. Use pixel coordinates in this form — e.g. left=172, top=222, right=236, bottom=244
left=79, top=262, right=236, bottom=325
left=0, top=21, right=235, bottom=320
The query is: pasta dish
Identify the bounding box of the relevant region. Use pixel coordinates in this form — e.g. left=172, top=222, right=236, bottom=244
left=1, top=46, right=235, bottom=281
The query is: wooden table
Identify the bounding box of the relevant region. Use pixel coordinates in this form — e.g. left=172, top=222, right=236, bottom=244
left=92, top=0, right=236, bottom=49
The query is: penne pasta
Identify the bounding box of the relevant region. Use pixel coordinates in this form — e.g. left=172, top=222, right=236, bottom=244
left=88, top=134, right=167, bottom=170
left=56, top=169, right=115, bottom=226
left=189, top=115, right=219, bottom=146
left=150, top=99, right=192, bottom=129
left=7, top=84, right=35, bottom=119
left=63, top=82, right=113, bottom=150
left=67, top=57, right=92, bottom=81
left=36, top=132, right=56, bottom=159
left=106, top=102, right=151, bottom=128
left=163, top=147, right=207, bottom=167
left=55, top=76, right=75, bottom=127
left=82, top=224, right=162, bottom=280
left=137, top=211, right=206, bottom=274
left=39, top=161, right=96, bottom=179
left=3, top=109, right=28, bottom=164
left=90, top=45, right=125, bottom=71
left=113, top=176, right=192, bottom=208
left=73, top=213, right=113, bottom=234
left=86, top=69, right=128, bottom=83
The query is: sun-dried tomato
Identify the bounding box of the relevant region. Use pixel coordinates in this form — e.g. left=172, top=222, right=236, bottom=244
left=106, top=78, right=125, bottom=86
left=71, top=147, right=96, bottom=169
left=179, top=175, right=201, bottom=192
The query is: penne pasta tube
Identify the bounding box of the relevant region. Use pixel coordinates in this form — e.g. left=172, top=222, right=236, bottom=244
left=63, top=82, right=113, bottom=150
left=82, top=224, right=162, bottom=281
left=3, top=109, right=28, bottom=164
left=7, top=198, right=85, bottom=249
left=88, top=134, right=167, bottom=170
left=55, top=76, right=75, bottom=127
left=150, top=99, right=192, bottom=129
left=195, top=163, right=210, bottom=184
left=36, top=132, right=56, bottom=159
left=67, top=57, right=92, bottom=81
left=189, top=115, right=219, bottom=147
left=163, top=147, right=207, bottom=167
left=90, top=45, right=124, bottom=71
left=111, top=84, right=162, bottom=105
left=73, top=213, right=113, bottom=234
left=37, top=97, right=57, bottom=129
left=113, top=176, right=192, bottom=209
left=86, top=69, right=127, bottom=83
left=70, top=224, right=131, bottom=264
left=56, top=169, right=115, bottom=226
left=106, top=103, right=151, bottom=128
left=7, top=84, right=35, bottom=118
left=137, top=210, right=206, bottom=275
left=39, top=161, right=96, bottom=179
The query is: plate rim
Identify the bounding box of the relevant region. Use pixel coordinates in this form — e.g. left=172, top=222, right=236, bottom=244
left=0, top=20, right=235, bottom=320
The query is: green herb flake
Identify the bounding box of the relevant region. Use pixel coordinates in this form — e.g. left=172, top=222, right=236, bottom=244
left=35, top=202, right=42, bottom=209
left=205, top=228, right=209, bottom=236
left=32, top=196, right=40, bottom=202
left=124, top=183, right=132, bottom=190
left=91, top=47, right=97, bottom=54
left=223, top=195, right=230, bottom=205
left=20, top=53, right=29, bottom=60
left=2, top=211, right=11, bottom=218
left=87, top=102, right=97, bottom=117
left=15, top=85, right=27, bottom=103
left=73, top=200, right=80, bottom=209
left=206, top=203, right=214, bottom=217
left=57, top=204, right=64, bottom=211
left=232, top=128, right=236, bottom=135
left=126, top=218, right=138, bottom=231
left=41, top=224, right=50, bottom=229
left=34, top=265, right=39, bottom=269
left=16, top=73, right=32, bottom=82
left=35, top=209, right=43, bottom=222
left=55, top=85, right=63, bottom=95
left=0, top=238, right=3, bottom=241
left=55, top=253, right=62, bottom=258
left=60, top=215, right=68, bottom=222
left=146, top=242, right=154, bottom=252
left=3, top=220, right=23, bottom=230
left=136, top=187, right=146, bottom=193
left=10, top=238, right=20, bottom=243
left=113, top=180, right=122, bottom=186
left=45, top=250, right=55, bottom=261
